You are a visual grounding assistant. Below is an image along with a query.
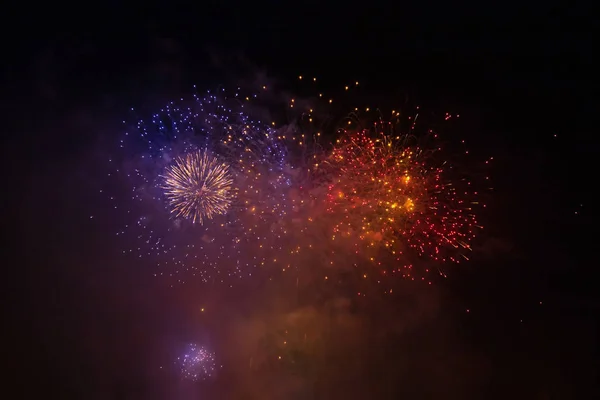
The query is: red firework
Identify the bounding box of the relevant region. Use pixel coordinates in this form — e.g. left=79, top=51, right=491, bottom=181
left=324, top=119, right=482, bottom=278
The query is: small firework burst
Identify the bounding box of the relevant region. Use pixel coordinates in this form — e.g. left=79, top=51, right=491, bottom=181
left=161, top=150, right=233, bottom=224
left=177, top=343, right=217, bottom=381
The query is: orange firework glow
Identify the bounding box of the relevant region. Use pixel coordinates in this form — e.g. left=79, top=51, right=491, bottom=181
left=324, top=122, right=482, bottom=279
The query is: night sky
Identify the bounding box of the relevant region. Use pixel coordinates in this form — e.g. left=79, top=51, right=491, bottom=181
left=4, top=2, right=596, bottom=399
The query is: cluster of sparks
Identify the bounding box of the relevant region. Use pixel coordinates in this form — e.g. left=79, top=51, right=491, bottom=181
left=325, top=124, right=481, bottom=278
left=161, top=150, right=233, bottom=224
left=103, top=80, right=487, bottom=286
left=106, top=87, right=300, bottom=284
left=176, top=343, right=217, bottom=381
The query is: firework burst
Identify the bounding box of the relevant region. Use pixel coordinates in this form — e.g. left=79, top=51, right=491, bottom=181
left=176, top=343, right=217, bottom=381
left=105, top=88, right=292, bottom=283
left=161, top=150, right=233, bottom=224
left=324, top=117, right=483, bottom=279
left=103, top=86, right=325, bottom=285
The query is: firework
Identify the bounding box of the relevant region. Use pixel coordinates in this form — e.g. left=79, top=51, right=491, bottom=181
left=101, top=78, right=486, bottom=286
left=324, top=118, right=482, bottom=278
left=161, top=150, right=233, bottom=224
left=177, top=343, right=217, bottom=381
left=104, top=86, right=322, bottom=284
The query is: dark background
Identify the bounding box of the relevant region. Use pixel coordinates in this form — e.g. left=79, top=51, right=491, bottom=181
left=3, top=1, right=596, bottom=398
